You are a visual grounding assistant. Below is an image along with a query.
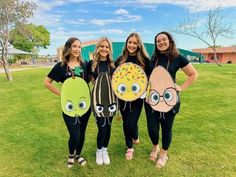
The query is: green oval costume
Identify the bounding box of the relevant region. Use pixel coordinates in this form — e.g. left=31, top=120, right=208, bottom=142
left=61, top=77, right=91, bottom=117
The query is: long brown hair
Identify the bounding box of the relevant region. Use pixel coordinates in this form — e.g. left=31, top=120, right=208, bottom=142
left=91, top=37, right=115, bottom=72
left=61, top=37, right=83, bottom=65
left=119, top=33, right=149, bottom=69
left=152, top=31, right=179, bottom=61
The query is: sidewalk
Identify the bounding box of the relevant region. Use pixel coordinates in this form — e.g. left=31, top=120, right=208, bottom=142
left=0, top=65, right=53, bottom=73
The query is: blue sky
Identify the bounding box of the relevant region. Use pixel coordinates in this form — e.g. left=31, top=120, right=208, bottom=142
left=31, top=0, right=236, bottom=55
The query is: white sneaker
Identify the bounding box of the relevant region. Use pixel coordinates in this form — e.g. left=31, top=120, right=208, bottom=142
left=96, top=149, right=103, bottom=165
left=102, top=147, right=110, bottom=165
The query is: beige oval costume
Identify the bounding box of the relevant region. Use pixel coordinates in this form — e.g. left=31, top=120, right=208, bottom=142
left=146, top=66, right=178, bottom=113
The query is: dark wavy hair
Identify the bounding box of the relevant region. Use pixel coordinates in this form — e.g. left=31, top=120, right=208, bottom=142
left=61, top=37, right=83, bottom=65
left=152, top=31, right=179, bottom=61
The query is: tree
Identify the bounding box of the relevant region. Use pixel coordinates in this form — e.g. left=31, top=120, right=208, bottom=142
left=0, top=0, right=36, bottom=81
left=173, top=6, right=234, bottom=66
left=10, top=24, right=50, bottom=53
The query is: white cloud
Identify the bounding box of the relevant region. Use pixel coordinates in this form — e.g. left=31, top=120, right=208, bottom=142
left=33, top=0, right=236, bottom=55
left=68, top=0, right=97, bottom=2
left=50, top=28, right=126, bottom=41
left=65, top=19, right=87, bottom=25
left=35, top=0, right=66, bottom=11
left=125, top=14, right=142, bottom=21
left=137, top=0, right=236, bottom=12
left=89, top=15, right=142, bottom=26
left=114, top=8, right=142, bottom=21
left=90, top=19, right=117, bottom=26
left=34, top=0, right=97, bottom=12
left=70, top=9, right=142, bottom=26
left=114, top=9, right=129, bottom=15
left=30, top=12, right=62, bottom=27
left=100, top=29, right=124, bottom=34
left=33, top=1, right=142, bottom=27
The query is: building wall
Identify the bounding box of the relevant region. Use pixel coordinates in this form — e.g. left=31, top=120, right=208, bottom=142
left=222, top=53, right=235, bottom=63
left=203, top=53, right=236, bottom=63
left=206, top=53, right=223, bottom=63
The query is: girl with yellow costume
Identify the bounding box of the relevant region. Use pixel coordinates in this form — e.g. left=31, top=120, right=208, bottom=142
left=115, top=33, right=149, bottom=160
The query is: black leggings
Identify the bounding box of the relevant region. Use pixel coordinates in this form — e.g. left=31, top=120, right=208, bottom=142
left=120, top=99, right=143, bottom=148
left=63, top=109, right=91, bottom=155
left=144, top=102, right=176, bottom=150
left=96, top=117, right=113, bottom=149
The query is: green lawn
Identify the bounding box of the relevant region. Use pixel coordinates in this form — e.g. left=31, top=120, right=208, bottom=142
left=0, top=64, right=235, bottom=177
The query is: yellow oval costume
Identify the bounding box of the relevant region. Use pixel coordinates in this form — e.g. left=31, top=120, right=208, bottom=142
left=112, top=62, right=147, bottom=101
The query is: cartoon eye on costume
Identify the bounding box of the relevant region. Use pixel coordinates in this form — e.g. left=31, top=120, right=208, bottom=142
left=96, top=105, right=104, bottom=113
left=108, top=104, right=117, bottom=113
left=65, top=101, right=74, bottom=112
left=163, top=87, right=177, bottom=106
left=117, top=83, right=127, bottom=93
left=163, top=90, right=173, bottom=102
left=78, top=100, right=87, bottom=109
left=131, top=83, right=140, bottom=93
left=150, top=92, right=160, bottom=104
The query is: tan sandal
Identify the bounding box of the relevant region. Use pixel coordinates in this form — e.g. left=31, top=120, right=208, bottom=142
left=149, top=147, right=160, bottom=161
left=132, top=138, right=140, bottom=145
left=125, top=148, right=134, bottom=160
left=155, top=155, right=168, bottom=168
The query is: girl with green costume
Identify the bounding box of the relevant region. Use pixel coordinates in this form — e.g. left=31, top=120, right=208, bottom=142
left=44, top=37, right=91, bottom=168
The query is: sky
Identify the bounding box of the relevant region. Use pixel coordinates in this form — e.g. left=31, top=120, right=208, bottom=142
left=30, top=0, right=236, bottom=55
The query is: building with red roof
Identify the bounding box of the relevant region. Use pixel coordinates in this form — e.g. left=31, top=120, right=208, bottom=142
left=192, top=47, right=236, bottom=64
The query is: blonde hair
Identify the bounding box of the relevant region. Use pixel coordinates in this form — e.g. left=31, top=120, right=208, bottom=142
left=61, top=37, right=83, bottom=65
left=91, top=37, right=115, bottom=72
left=120, top=33, right=149, bottom=69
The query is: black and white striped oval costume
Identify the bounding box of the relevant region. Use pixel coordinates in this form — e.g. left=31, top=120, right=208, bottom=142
left=91, top=72, right=117, bottom=117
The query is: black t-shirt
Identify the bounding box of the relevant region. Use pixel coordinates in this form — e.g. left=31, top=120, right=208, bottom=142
left=47, top=61, right=88, bottom=83
left=149, top=54, right=189, bottom=82
left=87, top=60, right=115, bottom=80
left=115, top=55, right=150, bottom=74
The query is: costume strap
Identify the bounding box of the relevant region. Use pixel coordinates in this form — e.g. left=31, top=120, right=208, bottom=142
left=97, top=61, right=111, bottom=75
left=154, top=57, right=170, bottom=70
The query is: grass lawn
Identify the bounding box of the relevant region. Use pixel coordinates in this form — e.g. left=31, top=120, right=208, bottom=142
left=0, top=64, right=235, bottom=177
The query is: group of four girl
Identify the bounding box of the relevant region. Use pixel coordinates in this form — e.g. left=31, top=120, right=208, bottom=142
left=44, top=32, right=198, bottom=168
